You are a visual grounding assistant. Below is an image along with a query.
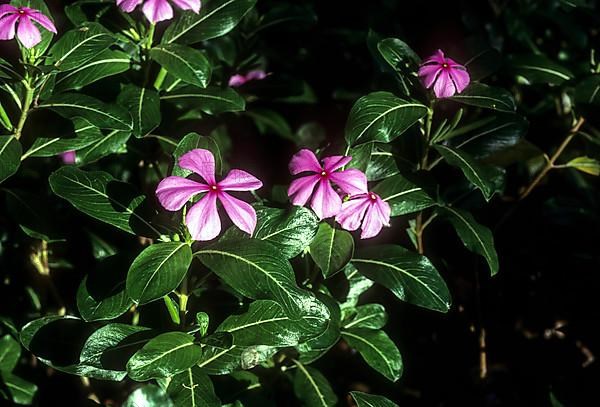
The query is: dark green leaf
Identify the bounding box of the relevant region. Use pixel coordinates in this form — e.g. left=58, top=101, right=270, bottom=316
left=123, top=384, right=173, bottom=407
left=126, top=242, right=193, bottom=305
left=343, top=263, right=374, bottom=309
left=347, top=143, right=373, bottom=172
left=117, top=85, right=161, bottom=137
left=0, top=335, right=20, bottom=373
left=0, top=136, right=21, bottom=184
left=575, top=75, right=600, bottom=105
left=55, top=49, right=130, bottom=92
left=246, top=108, right=294, bottom=141
left=450, top=83, right=516, bottom=112
left=23, top=118, right=103, bottom=158
left=342, top=328, right=402, bottom=382
left=373, top=174, right=435, bottom=216
left=309, top=222, right=354, bottom=278
left=162, top=86, right=245, bottom=114
left=353, top=245, right=451, bottom=312
left=350, top=391, right=398, bottom=407
left=297, top=295, right=341, bottom=363
left=48, top=23, right=115, bottom=71
left=172, top=132, right=222, bottom=177
left=366, top=146, right=400, bottom=181
left=150, top=44, right=211, bottom=88
left=76, top=129, right=131, bottom=164
left=167, top=367, right=220, bottom=407
left=343, top=304, right=387, bottom=330
left=509, top=54, right=574, bottom=85
left=292, top=361, right=337, bottom=407
left=1, top=373, right=37, bottom=405
left=377, top=37, right=420, bottom=96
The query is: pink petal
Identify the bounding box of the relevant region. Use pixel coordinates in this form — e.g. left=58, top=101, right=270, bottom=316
left=329, top=168, right=368, bottom=195
left=422, top=49, right=445, bottom=65
left=228, top=74, right=246, bottom=87
left=374, top=196, right=391, bottom=226
left=0, top=14, right=19, bottom=41
left=28, top=10, right=56, bottom=33
left=289, top=149, right=322, bottom=175
left=16, top=16, right=41, bottom=48
left=311, top=179, right=342, bottom=219
left=433, top=70, right=456, bottom=98
left=418, top=64, right=442, bottom=89
left=178, top=149, right=216, bottom=185
left=219, top=169, right=262, bottom=191
left=0, top=4, right=18, bottom=19
left=245, top=70, right=267, bottom=81
left=170, top=0, right=201, bottom=12
left=322, top=156, right=352, bottom=172
left=335, top=195, right=370, bottom=232
left=59, top=150, right=76, bottom=164
left=156, top=176, right=208, bottom=211
left=186, top=193, right=221, bottom=241
left=142, top=0, right=173, bottom=23
left=117, top=0, right=143, bottom=12
left=288, top=174, right=320, bottom=207
left=449, top=67, right=470, bottom=93
left=218, top=192, right=257, bottom=236
left=360, top=195, right=391, bottom=239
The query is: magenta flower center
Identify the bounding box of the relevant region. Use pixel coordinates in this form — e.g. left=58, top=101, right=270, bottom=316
left=369, top=193, right=377, bottom=201
left=442, top=62, right=449, bottom=68
left=210, top=185, right=219, bottom=191
left=18, top=8, right=26, bottom=15
left=320, top=170, right=328, bottom=177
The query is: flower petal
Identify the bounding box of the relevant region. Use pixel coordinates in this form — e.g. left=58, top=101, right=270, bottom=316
left=361, top=203, right=384, bottom=239
left=289, top=149, right=322, bottom=175
left=0, top=4, right=18, bottom=19
left=16, top=16, right=41, bottom=48
left=142, top=0, right=173, bottom=23
left=219, top=169, right=263, bottom=191
left=28, top=10, right=56, bottom=33
left=422, top=49, right=445, bottom=65
left=245, top=70, right=267, bottom=81
left=218, top=192, right=257, bottom=236
left=170, top=0, right=201, bottom=12
left=288, top=174, right=320, bottom=207
left=228, top=74, right=246, bottom=87
left=374, top=196, right=391, bottom=226
left=59, top=150, right=76, bottom=165
left=178, top=149, right=216, bottom=185
left=0, top=14, right=19, bottom=40
left=449, top=67, right=470, bottom=93
left=311, top=179, right=342, bottom=219
left=433, top=70, right=456, bottom=98
left=322, top=155, right=352, bottom=172
left=329, top=168, right=368, bottom=195
left=156, top=176, right=208, bottom=211
left=418, top=64, right=442, bottom=89
left=186, top=193, right=221, bottom=241
left=117, top=0, right=143, bottom=12
left=335, top=195, right=370, bottom=232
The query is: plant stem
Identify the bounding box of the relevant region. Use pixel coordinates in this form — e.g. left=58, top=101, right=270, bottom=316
left=145, top=23, right=155, bottom=50
left=519, top=117, right=585, bottom=200
left=415, top=105, right=435, bottom=254
left=153, top=67, right=168, bottom=90
left=179, top=275, right=189, bottom=328
left=14, top=82, right=34, bottom=140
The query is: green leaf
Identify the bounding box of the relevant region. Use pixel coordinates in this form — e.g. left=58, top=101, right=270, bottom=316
left=345, top=91, right=428, bottom=146
left=162, top=86, right=245, bottom=114
left=54, top=49, right=131, bottom=92
left=76, top=129, right=131, bottom=164
left=574, top=75, right=600, bottom=105
left=38, top=93, right=133, bottom=131
left=350, top=391, right=399, bottom=407
left=0, top=136, right=21, bottom=184
left=0, top=335, right=20, bottom=373
left=223, top=206, right=319, bottom=259
left=167, top=367, right=220, bottom=407
left=347, top=143, right=373, bottom=172
left=297, top=294, right=341, bottom=364
left=173, top=132, right=222, bottom=177
left=366, top=146, right=399, bottom=181
left=23, top=118, right=103, bottom=158
left=433, top=144, right=504, bottom=201
left=76, top=254, right=133, bottom=322
left=49, top=166, right=158, bottom=236
left=48, top=23, right=115, bottom=71
left=377, top=37, right=420, bottom=96
left=150, top=44, right=211, bottom=88
left=373, top=174, right=435, bottom=216
left=343, top=263, right=374, bottom=308
left=196, top=335, right=276, bottom=375
left=246, top=108, right=294, bottom=141
left=565, top=156, right=600, bottom=175
left=450, top=83, right=516, bottom=112
left=126, top=242, right=193, bottom=305
left=343, top=304, right=387, bottom=330
left=309, top=222, right=354, bottom=279
left=127, top=332, right=202, bottom=381
left=438, top=206, right=499, bottom=276
left=352, top=245, right=451, bottom=312
left=292, top=361, right=338, bottom=407
left=123, top=384, right=173, bottom=407
left=117, top=84, right=161, bottom=137
left=1, top=373, right=37, bottom=405
left=163, top=0, right=257, bottom=44
left=509, top=54, right=574, bottom=85
left=195, top=239, right=329, bottom=320
left=342, top=328, right=402, bottom=382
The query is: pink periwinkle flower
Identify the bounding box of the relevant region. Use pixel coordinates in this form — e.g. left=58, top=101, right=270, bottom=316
left=418, top=49, right=470, bottom=98
left=156, top=149, right=262, bottom=241
left=117, top=0, right=200, bottom=24
left=59, top=150, right=76, bottom=165
left=336, top=191, right=391, bottom=239
left=228, top=70, right=267, bottom=88
left=287, top=149, right=367, bottom=220
left=0, top=5, right=56, bottom=49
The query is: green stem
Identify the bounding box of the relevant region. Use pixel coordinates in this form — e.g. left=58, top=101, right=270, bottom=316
left=179, top=276, right=189, bottom=328
left=145, top=23, right=156, bottom=50
left=14, top=82, right=34, bottom=140
left=415, top=104, right=435, bottom=254
left=153, top=67, right=168, bottom=91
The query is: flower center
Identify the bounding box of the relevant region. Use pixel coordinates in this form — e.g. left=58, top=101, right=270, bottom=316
left=18, top=8, right=25, bottom=14
left=210, top=185, right=218, bottom=191
left=320, top=170, right=328, bottom=177
left=442, top=62, right=449, bottom=68
left=369, top=193, right=378, bottom=201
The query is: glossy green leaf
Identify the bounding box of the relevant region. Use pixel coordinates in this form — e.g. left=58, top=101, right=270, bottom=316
left=163, top=0, right=257, bottom=44
left=565, top=156, right=600, bottom=175
left=347, top=143, right=373, bottom=172
left=126, top=242, right=192, bottom=305
left=373, top=174, right=435, bottom=216
left=167, top=367, right=220, bottom=407
left=54, top=49, right=130, bottom=92
left=509, top=54, right=574, bottom=85
left=127, top=332, right=202, bottom=381
left=366, top=146, right=400, bottom=181
left=343, top=304, right=387, bottom=330
left=196, top=335, right=276, bottom=375
left=450, top=83, right=516, bottom=112
left=342, top=328, right=402, bottom=382
left=292, top=361, right=338, bottom=407
left=0, top=335, right=20, bottom=373
left=574, top=75, right=600, bottom=105
left=49, top=167, right=158, bottom=237
left=161, top=86, right=245, bottom=114
left=123, top=384, right=173, bottom=407
left=309, top=222, right=354, bottom=278
left=433, top=144, right=504, bottom=201
left=48, top=23, right=115, bottom=71
left=352, top=245, right=451, bottom=312
left=246, top=108, right=294, bottom=141
left=0, top=136, right=21, bottom=184
left=76, top=129, right=131, bottom=164
left=223, top=206, right=319, bottom=259
left=38, top=93, right=132, bottom=131
left=172, top=132, right=222, bottom=177
left=377, top=37, right=420, bottom=96
left=343, top=263, right=374, bottom=308
left=117, top=85, right=161, bottom=137
left=150, top=44, right=211, bottom=88
left=1, top=373, right=37, bottom=405
left=350, top=391, right=398, bottom=407
left=23, top=118, right=103, bottom=158
left=345, top=91, right=428, bottom=146
left=438, top=206, right=499, bottom=276
left=297, top=294, right=341, bottom=364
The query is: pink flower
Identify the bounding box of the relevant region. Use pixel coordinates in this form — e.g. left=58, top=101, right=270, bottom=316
left=59, top=150, right=76, bottom=164
left=117, top=0, right=200, bottom=24
left=287, top=149, right=367, bottom=220
left=228, top=70, right=267, bottom=87
left=418, top=49, right=470, bottom=98
left=0, top=5, right=57, bottom=49
left=336, top=192, right=391, bottom=239
left=156, top=149, right=262, bottom=241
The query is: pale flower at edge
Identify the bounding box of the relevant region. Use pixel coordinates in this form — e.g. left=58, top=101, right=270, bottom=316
left=117, top=0, right=200, bottom=24
left=0, top=4, right=57, bottom=48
